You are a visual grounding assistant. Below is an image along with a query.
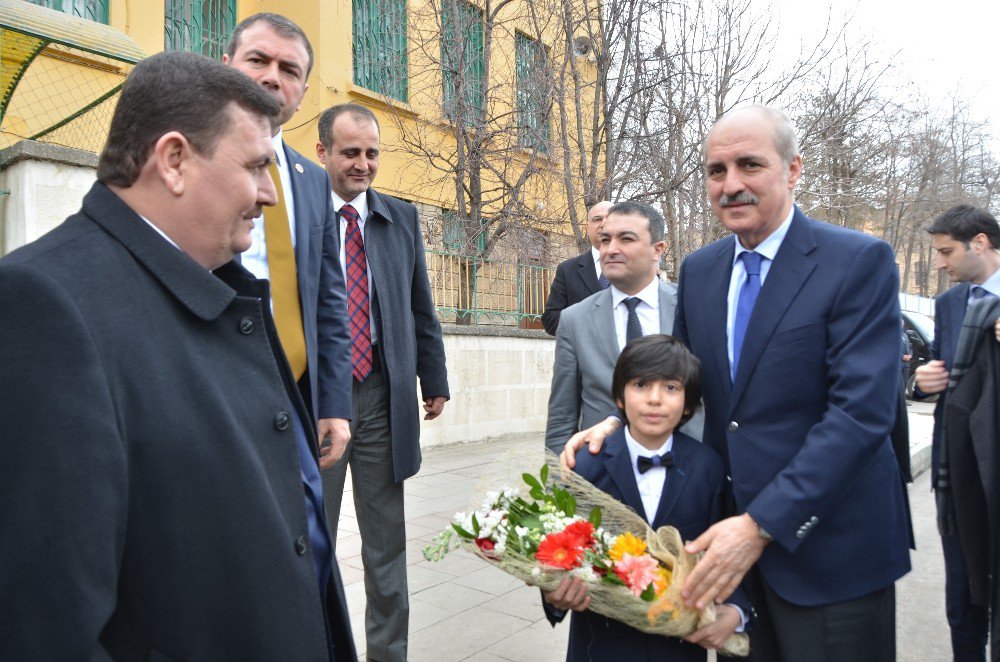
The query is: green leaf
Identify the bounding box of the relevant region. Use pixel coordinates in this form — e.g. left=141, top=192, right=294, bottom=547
left=588, top=507, right=602, bottom=528
left=539, top=463, right=549, bottom=485
left=472, top=513, right=481, bottom=535
left=522, top=473, right=542, bottom=492
left=529, top=487, right=545, bottom=501
left=566, top=492, right=577, bottom=516
left=640, top=582, right=657, bottom=602
left=451, top=523, right=475, bottom=539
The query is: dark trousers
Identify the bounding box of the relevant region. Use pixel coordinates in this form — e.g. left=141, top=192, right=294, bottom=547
left=747, top=570, right=896, bottom=662
left=320, top=357, right=408, bottom=662
left=941, top=531, right=989, bottom=661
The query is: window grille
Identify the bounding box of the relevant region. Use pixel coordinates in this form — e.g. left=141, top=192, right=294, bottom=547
left=515, top=33, right=550, bottom=152
left=353, top=0, right=408, bottom=102
left=26, top=0, right=109, bottom=23
left=164, top=0, right=236, bottom=60
left=440, top=0, right=483, bottom=124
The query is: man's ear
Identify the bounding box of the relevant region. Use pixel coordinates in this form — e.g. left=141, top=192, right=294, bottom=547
left=316, top=141, right=328, bottom=164
left=786, top=154, right=803, bottom=190
left=653, top=240, right=667, bottom=260
left=153, top=131, right=191, bottom=196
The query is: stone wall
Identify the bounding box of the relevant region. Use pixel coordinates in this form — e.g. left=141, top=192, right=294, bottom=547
left=419, top=325, right=554, bottom=448
left=0, top=141, right=97, bottom=255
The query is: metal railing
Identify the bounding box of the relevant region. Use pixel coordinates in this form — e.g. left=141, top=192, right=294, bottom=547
left=426, top=251, right=554, bottom=327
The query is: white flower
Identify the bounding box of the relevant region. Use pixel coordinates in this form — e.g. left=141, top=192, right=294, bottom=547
left=570, top=566, right=598, bottom=582
left=531, top=567, right=542, bottom=578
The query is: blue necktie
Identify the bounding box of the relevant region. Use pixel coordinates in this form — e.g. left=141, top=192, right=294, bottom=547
left=598, top=272, right=610, bottom=290
left=970, top=285, right=990, bottom=301
left=732, top=251, right=763, bottom=380
left=624, top=297, right=643, bottom=343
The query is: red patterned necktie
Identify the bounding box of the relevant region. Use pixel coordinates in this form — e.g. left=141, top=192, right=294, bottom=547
left=342, top=204, right=372, bottom=381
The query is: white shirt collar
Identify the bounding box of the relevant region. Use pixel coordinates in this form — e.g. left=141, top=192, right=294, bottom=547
left=610, top=276, right=660, bottom=310
left=623, top=426, right=674, bottom=458
left=976, top=267, right=1000, bottom=297
left=271, top=129, right=284, bottom=166
left=732, top=204, right=795, bottom=264
left=591, top=246, right=601, bottom=266
left=332, top=190, right=369, bottom=221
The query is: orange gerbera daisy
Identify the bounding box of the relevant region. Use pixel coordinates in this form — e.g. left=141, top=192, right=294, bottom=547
left=535, top=531, right=585, bottom=569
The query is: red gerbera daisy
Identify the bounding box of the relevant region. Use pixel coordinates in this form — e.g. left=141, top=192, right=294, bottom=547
left=535, top=531, right=585, bottom=569
left=563, top=520, right=596, bottom=549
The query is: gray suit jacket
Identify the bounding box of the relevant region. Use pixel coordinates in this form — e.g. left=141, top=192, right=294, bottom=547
left=545, top=280, right=677, bottom=454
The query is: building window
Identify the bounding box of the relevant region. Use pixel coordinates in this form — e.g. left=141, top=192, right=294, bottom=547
left=440, top=0, right=483, bottom=124
left=353, top=0, right=408, bottom=102
left=164, top=0, right=236, bottom=60
left=515, top=33, right=550, bottom=152
left=26, top=0, right=109, bottom=23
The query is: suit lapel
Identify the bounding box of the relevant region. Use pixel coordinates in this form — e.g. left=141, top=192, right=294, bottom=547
left=651, top=438, right=692, bottom=528
left=281, top=142, right=312, bottom=270
left=943, top=285, right=969, bottom=368
left=577, top=252, right=601, bottom=295
left=603, top=431, right=645, bottom=519
left=730, top=209, right=817, bottom=409
left=704, top=238, right=736, bottom=398
left=657, top=282, right=676, bottom=334
left=589, top=289, right=620, bottom=368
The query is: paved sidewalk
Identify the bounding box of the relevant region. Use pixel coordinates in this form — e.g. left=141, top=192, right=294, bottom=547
left=334, top=401, right=944, bottom=661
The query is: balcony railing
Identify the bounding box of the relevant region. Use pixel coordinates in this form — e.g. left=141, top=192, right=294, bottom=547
left=426, top=251, right=554, bottom=328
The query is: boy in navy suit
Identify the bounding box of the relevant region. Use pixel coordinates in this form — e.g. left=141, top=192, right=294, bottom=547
left=543, top=335, right=748, bottom=661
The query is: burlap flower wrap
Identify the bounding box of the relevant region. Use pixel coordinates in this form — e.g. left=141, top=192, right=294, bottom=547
left=442, top=449, right=750, bottom=657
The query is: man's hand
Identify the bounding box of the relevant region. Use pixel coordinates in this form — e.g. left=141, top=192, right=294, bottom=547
left=682, top=514, right=768, bottom=610
left=318, top=417, right=351, bottom=470
left=423, top=396, right=447, bottom=420
left=684, top=603, right=742, bottom=650
left=914, top=359, right=949, bottom=395
left=542, top=576, right=591, bottom=612
left=559, top=416, right=621, bottom=470
left=902, top=354, right=912, bottom=362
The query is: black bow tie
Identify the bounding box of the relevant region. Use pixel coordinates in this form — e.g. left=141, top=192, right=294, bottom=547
left=637, top=452, right=674, bottom=474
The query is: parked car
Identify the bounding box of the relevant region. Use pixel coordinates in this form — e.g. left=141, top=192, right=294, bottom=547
left=901, top=310, right=935, bottom=399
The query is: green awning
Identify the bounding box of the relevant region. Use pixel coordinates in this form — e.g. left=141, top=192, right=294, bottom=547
left=1, top=0, right=145, bottom=152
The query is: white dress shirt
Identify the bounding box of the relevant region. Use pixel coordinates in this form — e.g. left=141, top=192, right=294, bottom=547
left=333, top=190, right=378, bottom=344
left=591, top=246, right=604, bottom=281
left=726, top=206, right=795, bottom=367
left=623, top=427, right=674, bottom=524
left=610, top=277, right=661, bottom=350
left=242, top=130, right=298, bottom=281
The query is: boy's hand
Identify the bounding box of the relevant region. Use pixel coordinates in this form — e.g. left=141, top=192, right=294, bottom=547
left=542, top=576, right=591, bottom=612
left=684, top=603, right=742, bottom=650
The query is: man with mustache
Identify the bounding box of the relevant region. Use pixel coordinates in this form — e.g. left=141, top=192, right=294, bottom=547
left=563, top=106, right=911, bottom=661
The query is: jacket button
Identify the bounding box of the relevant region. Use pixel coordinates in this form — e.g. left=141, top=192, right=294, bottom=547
left=727, top=421, right=739, bottom=432
left=810, top=516, right=819, bottom=525
left=796, top=528, right=807, bottom=539
left=294, top=535, right=308, bottom=556
left=274, top=412, right=290, bottom=431
left=239, top=317, right=254, bottom=334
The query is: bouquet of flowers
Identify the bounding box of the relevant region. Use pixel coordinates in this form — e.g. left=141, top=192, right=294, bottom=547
left=423, top=453, right=750, bottom=657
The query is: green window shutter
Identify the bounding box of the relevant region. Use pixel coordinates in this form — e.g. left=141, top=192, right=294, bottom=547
left=353, top=0, right=409, bottom=101
left=440, top=0, right=483, bottom=124
left=515, top=32, right=550, bottom=152
left=26, top=0, right=109, bottom=24
left=164, top=0, right=236, bottom=60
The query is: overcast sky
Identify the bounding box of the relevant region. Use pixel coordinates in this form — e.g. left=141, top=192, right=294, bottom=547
left=772, top=0, right=998, bottom=130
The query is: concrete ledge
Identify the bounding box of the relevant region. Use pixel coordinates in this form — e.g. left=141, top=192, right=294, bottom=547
left=441, top=323, right=552, bottom=340
left=0, top=139, right=99, bottom=170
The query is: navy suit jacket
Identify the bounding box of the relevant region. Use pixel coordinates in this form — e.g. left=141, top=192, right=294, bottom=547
left=282, top=142, right=352, bottom=422
left=542, top=250, right=602, bottom=335
left=357, top=189, right=449, bottom=482
left=921, top=282, right=968, bottom=487
left=546, top=429, right=748, bottom=662
left=674, top=206, right=911, bottom=606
